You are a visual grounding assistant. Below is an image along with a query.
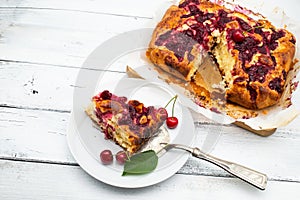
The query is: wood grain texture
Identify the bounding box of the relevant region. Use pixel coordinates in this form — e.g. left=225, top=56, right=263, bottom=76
left=0, top=61, right=79, bottom=111
left=0, top=7, right=152, bottom=67
left=1, top=160, right=299, bottom=200
left=0, top=0, right=172, bottom=19
left=0, top=107, right=74, bottom=164
left=0, top=61, right=127, bottom=111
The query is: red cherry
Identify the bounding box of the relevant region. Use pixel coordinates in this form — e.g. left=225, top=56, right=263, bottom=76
left=164, top=95, right=179, bottom=129
left=166, top=117, right=178, bottom=129
left=115, top=151, right=128, bottom=165
left=100, top=150, right=113, bottom=165
left=232, top=30, right=245, bottom=43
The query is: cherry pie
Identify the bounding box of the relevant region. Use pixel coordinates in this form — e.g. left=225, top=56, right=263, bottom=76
left=146, top=0, right=296, bottom=110
left=85, top=90, right=168, bottom=153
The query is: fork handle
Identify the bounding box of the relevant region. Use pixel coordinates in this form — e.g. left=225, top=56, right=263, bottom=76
left=192, top=147, right=267, bottom=190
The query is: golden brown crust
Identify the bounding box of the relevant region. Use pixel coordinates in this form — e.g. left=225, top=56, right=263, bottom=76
left=147, top=5, right=197, bottom=81
left=146, top=0, right=296, bottom=111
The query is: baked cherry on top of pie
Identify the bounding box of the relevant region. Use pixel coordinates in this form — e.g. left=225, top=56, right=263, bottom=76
left=147, top=0, right=296, bottom=110
left=85, top=90, right=168, bottom=153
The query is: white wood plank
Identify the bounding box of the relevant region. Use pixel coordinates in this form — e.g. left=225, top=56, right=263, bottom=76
left=0, top=8, right=152, bottom=67
left=0, top=160, right=299, bottom=200
left=0, top=107, right=75, bottom=164
left=0, top=62, right=78, bottom=111
left=0, top=0, right=175, bottom=19
left=0, top=61, right=127, bottom=111
left=1, top=106, right=300, bottom=181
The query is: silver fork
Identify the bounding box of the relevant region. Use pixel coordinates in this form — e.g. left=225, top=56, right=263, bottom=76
left=160, top=143, right=268, bottom=190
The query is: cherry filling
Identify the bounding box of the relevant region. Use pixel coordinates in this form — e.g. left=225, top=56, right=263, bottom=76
left=247, top=85, right=258, bottom=102
left=246, top=64, right=272, bottom=83
left=234, top=37, right=261, bottom=64
left=93, top=91, right=167, bottom=140
left=179, top=0, right=200, bottom=8
left=155, top=30, right=197, bottom=62
left=282, top=70, right=287, bottom=80
left=237, top=18, right=252, bottom=31
left=290, top=36, right=296, bottom=44
left=216, top=10, right=232, bottom=31
left=268, top=77, right=283, bottom=93
left=269, top=30, right=286, bottom=50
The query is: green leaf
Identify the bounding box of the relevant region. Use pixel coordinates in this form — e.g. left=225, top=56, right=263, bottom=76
left=122, top=150, right=158, bottom=176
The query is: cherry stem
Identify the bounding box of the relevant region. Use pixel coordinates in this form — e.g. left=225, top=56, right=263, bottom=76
left=172, top=95, right=177, bottom=117
left=164, top=95, right=178, bottom=117
left=125, top=151, right=131, bottom=161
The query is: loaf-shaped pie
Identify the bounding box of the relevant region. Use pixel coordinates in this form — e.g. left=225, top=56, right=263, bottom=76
left=85, top=90, right=168, bottom=153
left=146, top=0, right=296, bottom=110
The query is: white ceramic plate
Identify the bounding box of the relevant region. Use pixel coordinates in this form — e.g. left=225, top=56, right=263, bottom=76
left=67, top=101, right=194, bottom=188
left=67, top=29, right=195, bottom=188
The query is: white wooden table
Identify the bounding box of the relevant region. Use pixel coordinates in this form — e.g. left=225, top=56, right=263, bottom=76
left=1, top=0, right=300, bottom=199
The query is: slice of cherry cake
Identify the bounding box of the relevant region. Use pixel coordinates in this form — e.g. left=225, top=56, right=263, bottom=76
left=85, top=90, right=168, bottom=153
left=147, top=0, right=296, bottom=110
